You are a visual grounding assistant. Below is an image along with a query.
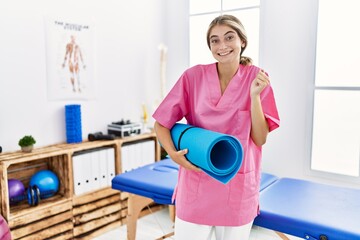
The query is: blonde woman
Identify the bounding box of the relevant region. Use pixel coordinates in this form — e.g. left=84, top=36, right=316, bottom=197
left=153, top=15, right=280, bottom=240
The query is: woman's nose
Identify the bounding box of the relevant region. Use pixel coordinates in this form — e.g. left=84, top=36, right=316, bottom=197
left=219, top=41, right=228, bottom=50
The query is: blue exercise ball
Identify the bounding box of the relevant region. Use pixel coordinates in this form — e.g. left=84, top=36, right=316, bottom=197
left=29, top=170, right=59, bottom=199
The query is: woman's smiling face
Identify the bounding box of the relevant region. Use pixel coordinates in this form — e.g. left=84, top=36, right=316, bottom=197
left=209, top=24, right=245, bottom=64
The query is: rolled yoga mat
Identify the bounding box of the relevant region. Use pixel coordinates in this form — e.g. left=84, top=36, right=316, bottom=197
left=170, top=123, right=243, bottom=184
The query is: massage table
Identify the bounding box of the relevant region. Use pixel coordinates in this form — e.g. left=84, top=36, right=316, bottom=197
left=112, top=159, right=360, bottom=240
left=254, top=178, right=360, bottom=240
left=111, top=158, right=278, bottom=240
left=112, top=159, right=178, bottom=240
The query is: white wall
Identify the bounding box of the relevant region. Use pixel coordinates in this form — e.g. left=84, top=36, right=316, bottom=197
left=260, top=0, right=359, bottom=188
left=259, top=0, right=318, bottom=181
left=164, top=0, right=190, bottom=89
left=0, top=0, right=166, bottom=152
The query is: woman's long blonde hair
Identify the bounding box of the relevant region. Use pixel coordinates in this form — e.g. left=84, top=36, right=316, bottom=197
left=206, top=14, right=252, bottom=65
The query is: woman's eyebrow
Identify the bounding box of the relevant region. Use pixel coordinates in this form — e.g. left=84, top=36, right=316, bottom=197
left=224, top=30, right=236, bottom=35
left=210, top=30, right=236, bottom=39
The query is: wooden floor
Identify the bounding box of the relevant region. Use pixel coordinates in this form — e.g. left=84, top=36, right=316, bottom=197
left=93, top=207, right=302, bottom=240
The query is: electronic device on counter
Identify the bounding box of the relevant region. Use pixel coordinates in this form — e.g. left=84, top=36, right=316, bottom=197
left=88, top=132, right=115, bottom=141
left=107, top=119, right=142, bottom=138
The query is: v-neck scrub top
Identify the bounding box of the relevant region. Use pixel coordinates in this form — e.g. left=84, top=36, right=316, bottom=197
left=153, top=63, right=280, bottom=226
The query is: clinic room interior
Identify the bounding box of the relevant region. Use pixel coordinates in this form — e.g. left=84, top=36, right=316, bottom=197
left=0, top=0, right=359, bottom=240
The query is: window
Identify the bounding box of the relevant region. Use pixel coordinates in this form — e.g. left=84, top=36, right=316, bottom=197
left=189, top=0, right=260, bottom=67
left=311, top=0, right=360, bottom=178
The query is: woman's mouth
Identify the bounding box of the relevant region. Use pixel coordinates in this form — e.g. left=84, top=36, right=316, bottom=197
left=218, top=50, right=232, bottom=56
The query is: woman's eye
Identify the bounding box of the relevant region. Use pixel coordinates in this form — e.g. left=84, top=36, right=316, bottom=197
left=226, top=35, right=234, bottom=41
left=211, top=39, right=218, bottom=44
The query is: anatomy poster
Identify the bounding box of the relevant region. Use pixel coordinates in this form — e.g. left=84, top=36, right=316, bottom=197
left=45, top=16, right=96, bottom=100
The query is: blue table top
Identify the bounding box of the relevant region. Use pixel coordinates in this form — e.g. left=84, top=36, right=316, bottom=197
left=112, top=158, right=278, bottom=205
left=254, top=178, right=360, bottom=240
left=112, top=159, right=179, bottom=204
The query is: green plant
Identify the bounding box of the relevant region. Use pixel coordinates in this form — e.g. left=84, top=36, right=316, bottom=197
left=18, top=135, right=36, bottom=147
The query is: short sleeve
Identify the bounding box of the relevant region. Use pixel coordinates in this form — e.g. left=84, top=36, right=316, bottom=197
left=152, top=72, right=189, bottom=129
left=260, top=85, right=280, bottom=132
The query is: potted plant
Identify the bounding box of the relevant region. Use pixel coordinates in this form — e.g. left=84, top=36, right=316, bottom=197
left=18, top=135, right=36, bottom=153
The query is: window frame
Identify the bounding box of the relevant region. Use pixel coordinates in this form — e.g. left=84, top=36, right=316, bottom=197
left=306, top=0, right=360, bottom=184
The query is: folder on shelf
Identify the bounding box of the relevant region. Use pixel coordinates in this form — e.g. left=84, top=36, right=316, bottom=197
left=106, top=148, right=115, bottom=186
left=90, top=150, right=101, bottom=190
left=121, top=144, right=130, bottom=173
left=72, top=153, right=86, bottom=195
left=99, top=148, right=109, bottom=188
left=82, top=152, right=93, bottom=193
left=129, top=143, right=137, bottom=171
left=143, top=140, right=155, bottom=166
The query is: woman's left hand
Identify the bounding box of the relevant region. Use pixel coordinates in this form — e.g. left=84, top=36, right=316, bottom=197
left=250, top=69, right=269, bottom=98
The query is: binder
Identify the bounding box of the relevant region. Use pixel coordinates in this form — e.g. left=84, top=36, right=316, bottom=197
left=134, top=142, right=142, bottom=169
left=128, top=143, right=136, bottom=171
left=90, top=150, right=101, bottom=190
left=99, top=148, right=108, bottom=188
left=72, top=153, right=85, bottom=195
left=142, top=140, right=155, bottom=166
left=82, top=151, right=93, bottom=193
left=121, top=144, right=130, bottom=173
left=106, top=148, right=115, bottom=186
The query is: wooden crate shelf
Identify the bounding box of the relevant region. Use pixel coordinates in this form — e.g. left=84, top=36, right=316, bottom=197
left=0, top=132, right=160, bottom=239
left=10, top=200, right=73, bottom=240
left=73, top=189, right=122, bottom=239
left=8, top=198, right=71, bottom=227
left=0, top=151, right=71, bottom=225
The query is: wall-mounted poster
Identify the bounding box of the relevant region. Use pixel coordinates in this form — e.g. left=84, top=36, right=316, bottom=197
left=45, top=16, right=96, bottom=100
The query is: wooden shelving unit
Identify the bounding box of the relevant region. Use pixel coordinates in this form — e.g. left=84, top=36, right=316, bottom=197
left=0, top=132, right=160, bottom=239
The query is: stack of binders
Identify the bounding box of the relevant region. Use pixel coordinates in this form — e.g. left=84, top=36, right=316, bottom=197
left=121, top=140, right=155, bottom=173
left=72, top=147, right=115, bottom=195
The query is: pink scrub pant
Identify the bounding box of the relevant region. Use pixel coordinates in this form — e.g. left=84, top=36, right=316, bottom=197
left=174, top=217, right=253, bottom=240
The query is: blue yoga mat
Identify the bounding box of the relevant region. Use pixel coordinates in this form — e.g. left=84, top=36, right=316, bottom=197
left=170, top=123, right=243, bottom=184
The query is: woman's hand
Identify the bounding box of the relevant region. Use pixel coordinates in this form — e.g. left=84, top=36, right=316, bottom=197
left=249, top=69, right=270, bottom=146
left=250, top=69, right=269, bottom=98
left=169, top=148, right=201, bottom=172
left=154, top=121, right=201, bottom=172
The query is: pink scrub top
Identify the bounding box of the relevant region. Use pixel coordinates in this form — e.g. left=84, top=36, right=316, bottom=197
left=152, top=63, right=280, bottom=226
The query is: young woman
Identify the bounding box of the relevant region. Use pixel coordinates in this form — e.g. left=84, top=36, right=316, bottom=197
left=153, top=14, right=280, bottom=240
